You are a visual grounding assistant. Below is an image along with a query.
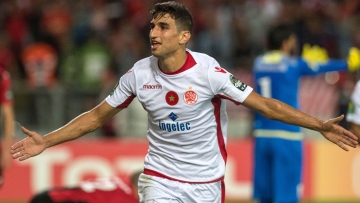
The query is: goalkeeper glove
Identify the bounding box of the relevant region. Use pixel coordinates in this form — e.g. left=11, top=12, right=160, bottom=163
left=347, top=47, right=360, bottom=72
left=301, top=43, right=329, bottom=65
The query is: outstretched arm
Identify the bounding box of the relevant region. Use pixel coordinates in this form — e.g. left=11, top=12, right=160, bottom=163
left=243, top=91, right=358, bottom=151
left=11, top=100, right=123, bottom=161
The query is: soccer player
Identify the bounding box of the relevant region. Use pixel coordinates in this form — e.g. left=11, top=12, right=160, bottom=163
left=347, top=79, right=360, bottom=144
left=29, top=171, right=141, bottom=203
left=0, top=65, right=14, bottom=187
left=252, top=23, right=360, bottom=203
left=11, top=1, right=358, bottom=203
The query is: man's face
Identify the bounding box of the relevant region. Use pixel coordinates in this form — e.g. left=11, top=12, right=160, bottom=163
left=149, top=13, right=183, bottom=58
left=287, top=34, right=298, bottom=55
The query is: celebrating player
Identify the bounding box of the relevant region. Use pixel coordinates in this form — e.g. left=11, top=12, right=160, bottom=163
left=11, top=1, right=358, bottom=202
left=252, top=23, right=360, bottom=203
left=0, top=65, right=14, bottom=187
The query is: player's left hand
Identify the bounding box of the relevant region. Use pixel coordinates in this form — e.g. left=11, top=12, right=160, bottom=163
left=320, top=115, right=358, bottom=151
left=347, top=47, right=360, bottom=72
left=301, top=43, right=329, bottom=65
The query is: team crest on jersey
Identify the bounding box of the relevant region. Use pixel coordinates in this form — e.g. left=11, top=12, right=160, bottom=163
left=348, top=101, right=355, bottom=114
left=165, top=91, right=179, bottom=106
left=110, top=82, right=119, bottom=96
left=183, top=87, right=198, bottom=105
left=230, top=75, right=247, bottom=91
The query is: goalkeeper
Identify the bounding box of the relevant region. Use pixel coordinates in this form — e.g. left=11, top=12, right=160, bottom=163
left=252, top=23, right=360, bottom=203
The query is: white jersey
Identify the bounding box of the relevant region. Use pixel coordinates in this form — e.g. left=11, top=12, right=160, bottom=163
left=347, top=80, right=360, bottom=125
left=106, top=50, right=253, bottom=183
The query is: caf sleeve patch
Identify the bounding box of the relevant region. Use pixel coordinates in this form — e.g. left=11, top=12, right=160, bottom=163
left=230, top=75, right=247, bottom=91
left=348, top=101, right=354, bottom=114
left=110, top=82, right=119, bottom=96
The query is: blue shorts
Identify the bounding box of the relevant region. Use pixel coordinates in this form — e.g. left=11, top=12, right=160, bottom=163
left=253, top=137, right=302, bottom=203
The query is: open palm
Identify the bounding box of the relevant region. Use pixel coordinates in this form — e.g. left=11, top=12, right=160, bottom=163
left=320, top=115, right=358, bottom=151
left=10, top=127, right=47, bottom=161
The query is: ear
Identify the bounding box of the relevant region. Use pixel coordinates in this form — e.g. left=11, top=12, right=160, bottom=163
left=179, top=31, right=191, bottom=45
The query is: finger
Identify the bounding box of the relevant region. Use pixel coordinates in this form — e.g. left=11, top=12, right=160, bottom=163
left=343, top=129, right=358, bottom=143
left=336, top=141, right=349, bottom=151
left=334, top=115, right=344, bottom=124
left=11, top=141, right=23, bottom=151
left=21, top=126, right=33, bottom=137
left=340, top=136, right=357, bottom=148
left=13, top=150, right=30, bottom=161
left=10, top=145, right=25, bottom=154
left=12, top=151, right=24, bottom=159
left=19, top=153, right=30, bottom=161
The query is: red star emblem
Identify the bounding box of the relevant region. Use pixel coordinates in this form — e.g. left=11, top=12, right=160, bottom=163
left=165, top=91, right=179, bottom=106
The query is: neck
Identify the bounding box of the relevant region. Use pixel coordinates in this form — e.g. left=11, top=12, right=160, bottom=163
left=158, top=49, right=187, bottom=73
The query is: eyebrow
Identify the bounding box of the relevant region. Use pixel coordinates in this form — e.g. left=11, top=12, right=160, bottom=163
left=150, top=21, right=170, bottom=27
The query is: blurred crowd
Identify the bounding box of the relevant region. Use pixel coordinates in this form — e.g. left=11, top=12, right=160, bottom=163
left=1, top=0, right=360, bottom=137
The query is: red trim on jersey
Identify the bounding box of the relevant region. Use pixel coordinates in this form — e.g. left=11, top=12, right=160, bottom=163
left=211, top=96, right=227, bottom=163
left=221, top=180, right=225, bottom=203
left=116, top=94, right=136, bottom=108
left=144, top=168, right=224, bottom=184
left=216, top=94, right=241, bottom=105
left=158, top=52, right=196, bottom=75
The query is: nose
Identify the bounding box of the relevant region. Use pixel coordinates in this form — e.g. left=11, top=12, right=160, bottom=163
left=149, top=27, right=158, bottom=39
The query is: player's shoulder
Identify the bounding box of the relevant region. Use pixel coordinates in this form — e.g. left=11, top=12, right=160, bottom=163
left=125, top=56, right=158, bottom=78
left=186, top=49, right=216, bottom=64
left=132, top=56, right=155, bottom=70
left=188, top=49, right=221, bottom=75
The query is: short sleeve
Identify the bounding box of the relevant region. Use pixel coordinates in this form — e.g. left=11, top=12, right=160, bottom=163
left=208, top=61, right=253, bottom=104
left=105, top=69, right=136, bottom=108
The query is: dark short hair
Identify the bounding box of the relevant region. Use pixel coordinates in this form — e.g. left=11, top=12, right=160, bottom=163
left=267, top=23, right=295, bottom=50
left=150, top=1, right=193, bottom=33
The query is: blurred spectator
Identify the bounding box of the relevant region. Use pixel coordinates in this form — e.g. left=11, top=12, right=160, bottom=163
left=21, top=42, right=65, bottom=130
left=60, top=36, right=111, bottom=123
left=0, top=65, right=14, bottom=187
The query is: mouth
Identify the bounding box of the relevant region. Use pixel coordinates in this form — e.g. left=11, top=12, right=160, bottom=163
left=151, top=40, right=161, bottom=50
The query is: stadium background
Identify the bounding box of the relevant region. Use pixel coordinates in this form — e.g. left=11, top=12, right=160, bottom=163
left=0, top=0, right=360, bottom=202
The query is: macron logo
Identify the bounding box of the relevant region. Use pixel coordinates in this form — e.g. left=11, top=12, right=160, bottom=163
left=143, top=84, right=162, bottom=89
left=215, top=67, right=226, bottom=73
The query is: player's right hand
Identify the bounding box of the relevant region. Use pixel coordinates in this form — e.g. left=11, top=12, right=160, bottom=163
left=10, top=127, right=46, bottom=161
left=347, top=47, right=360, bottom=72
